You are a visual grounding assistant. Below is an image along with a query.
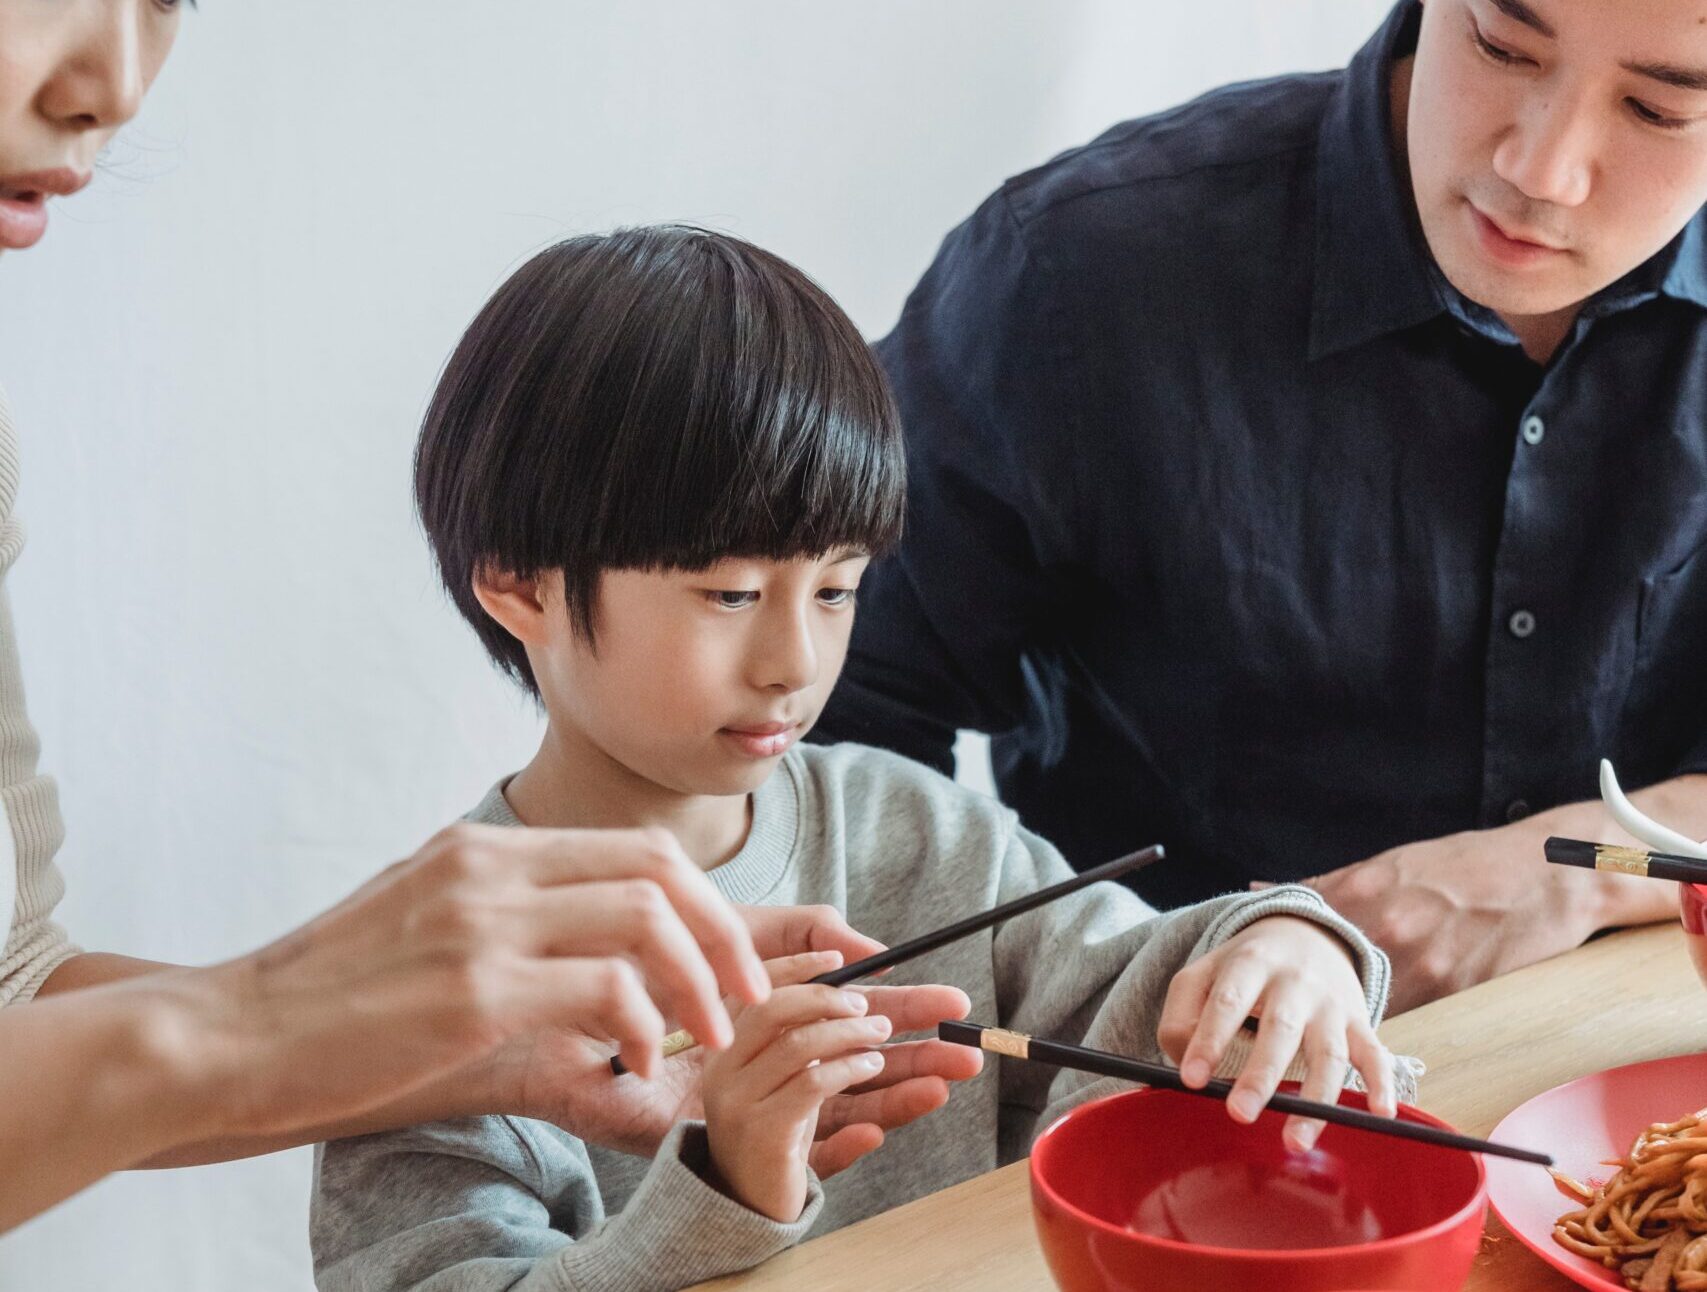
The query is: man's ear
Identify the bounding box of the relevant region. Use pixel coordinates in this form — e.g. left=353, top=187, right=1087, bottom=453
left=471, top=567, right=555, bottom=646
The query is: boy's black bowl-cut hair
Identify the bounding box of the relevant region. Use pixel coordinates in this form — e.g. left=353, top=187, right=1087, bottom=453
left=415, top=225, right=906, bottom=695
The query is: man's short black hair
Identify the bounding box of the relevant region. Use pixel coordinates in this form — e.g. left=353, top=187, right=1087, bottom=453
left=415, top=225, right=906, bottom=693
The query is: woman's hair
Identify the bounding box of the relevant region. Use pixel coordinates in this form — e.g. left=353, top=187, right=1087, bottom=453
left=415, top=225, right=906, bottom=693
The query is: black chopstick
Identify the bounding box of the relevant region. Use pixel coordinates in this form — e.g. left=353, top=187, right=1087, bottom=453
left=1545, top=836, right=1707, bottom=885
left=611, top=843, right=1165, bottom=1076
left=939, top=1020, right=1554, bottom=1167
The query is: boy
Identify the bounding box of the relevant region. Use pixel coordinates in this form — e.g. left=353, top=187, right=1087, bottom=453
left=312, top=226, right=1400, bottom=1291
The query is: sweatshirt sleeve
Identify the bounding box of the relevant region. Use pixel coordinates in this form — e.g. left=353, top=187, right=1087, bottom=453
left=986, top=821, right=1391, bottom=1158
left=312, top=1117, right=824, bottom=1292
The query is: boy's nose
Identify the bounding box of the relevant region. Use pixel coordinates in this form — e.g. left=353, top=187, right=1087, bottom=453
left=753, top=616, right=819, bottom=694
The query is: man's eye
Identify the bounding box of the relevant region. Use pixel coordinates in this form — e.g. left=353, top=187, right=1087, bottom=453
left=707, top=590, right=759, bottom=609
left=818, top=587, right=858, bottom=607
left=1470, top=24, right=1524, bottom=66
left=1629, top=99, right=1692, bottom=131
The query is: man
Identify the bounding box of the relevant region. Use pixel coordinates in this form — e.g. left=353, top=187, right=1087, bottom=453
left=818, top=0, right=1707, bottom=1012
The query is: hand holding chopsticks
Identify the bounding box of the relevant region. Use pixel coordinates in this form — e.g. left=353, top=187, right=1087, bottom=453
left=939, top=1021, right=1553, bottom=1166
left=610, top=844, right=1165, bottom=1076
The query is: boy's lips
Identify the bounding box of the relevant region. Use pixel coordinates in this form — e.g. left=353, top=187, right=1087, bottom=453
left=720, top=721, right=801, bottom=759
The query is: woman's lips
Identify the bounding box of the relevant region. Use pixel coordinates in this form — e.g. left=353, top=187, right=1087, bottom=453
left=0, top=190, right=49, bottom=251
left=0, top=170, right=91, bottom=251
left=719, top=723, right=801, bottom=759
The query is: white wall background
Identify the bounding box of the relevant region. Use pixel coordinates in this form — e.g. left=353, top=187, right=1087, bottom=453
left=0, top=2, right=1389, bottom=1288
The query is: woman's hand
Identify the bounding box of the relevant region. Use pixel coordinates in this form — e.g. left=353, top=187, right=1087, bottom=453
left=486, top=914, right=979, bottom=1166
left=1157, top=915, right=1395, bottom=1151
left=176, top=821, right=769, bottom=1140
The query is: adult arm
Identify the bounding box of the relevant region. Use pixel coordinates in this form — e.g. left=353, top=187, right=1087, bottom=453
left=814, top=190, right=1075, bottom=772
left=36, top=904, right=967, bottom=1172
left=0, top=823, right=768, bottom=1232
left=1296, top=773, right=1706, bottom=1013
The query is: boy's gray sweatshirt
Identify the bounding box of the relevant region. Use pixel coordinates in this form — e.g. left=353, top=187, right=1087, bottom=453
left=312, top=743, right=1392, bottom=1292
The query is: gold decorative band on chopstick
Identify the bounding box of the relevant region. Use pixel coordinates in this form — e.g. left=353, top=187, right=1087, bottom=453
left=1594, top=845, right=1652, bottom=877
left=659, top=1029, right=695, bottom=1059
left=980, top=1027, right=1032, bottom=1060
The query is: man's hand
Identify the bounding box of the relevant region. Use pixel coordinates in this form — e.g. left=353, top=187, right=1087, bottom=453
left=1274, top=777, right=1705, bottom=1013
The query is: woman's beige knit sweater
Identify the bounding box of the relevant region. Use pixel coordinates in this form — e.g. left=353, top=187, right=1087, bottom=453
left=0, top=385, right=77, bottom=1004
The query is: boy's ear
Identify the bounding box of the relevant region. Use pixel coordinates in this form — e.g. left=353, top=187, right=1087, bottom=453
left=471, top=567, right=555, bottom=646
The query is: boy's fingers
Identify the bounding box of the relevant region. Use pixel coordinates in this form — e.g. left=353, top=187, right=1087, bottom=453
left=1176, top=958, right=1265, bottom=1087
left=1156, top=963, right=1212, bottom=1069
left=851, top=984, right=971, bottom=1034
left=1351, top=1022, right=1398, bottom=1119
left=773, top=1048, right=887, bottom=1111
left=1224, top=981, right=1311, bottom=1123
left=724, top=983, right=871, bottom=1071
left=808, top=1123, right=885, bottom=1179
left=745, top=1013, right=893, bottom=1101
left=1283, top=1019, right=1349, bottom=1151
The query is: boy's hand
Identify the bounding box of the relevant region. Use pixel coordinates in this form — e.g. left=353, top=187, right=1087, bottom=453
left=1157, top=915, right=1395, bottom=1152
left=489, top=947, right=979, bottom=1167
left=702, top=980, right=894, bottom=1223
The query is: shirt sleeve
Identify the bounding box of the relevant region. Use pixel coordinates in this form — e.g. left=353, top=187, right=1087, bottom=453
left=813, top=189, right=1079, bottom=775
left=983, top=821, right=1391, bottom=1158
left=312, top=1117, right=823, bottom=1292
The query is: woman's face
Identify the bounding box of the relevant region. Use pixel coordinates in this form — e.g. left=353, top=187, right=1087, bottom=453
left=0, top=0, right=183, bottom=252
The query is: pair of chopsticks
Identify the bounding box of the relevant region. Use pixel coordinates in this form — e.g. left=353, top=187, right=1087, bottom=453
left=1545, top=837, right=1707, bottom=884
left=609, top=843, right=1165, bottom=1076
left=940, top=1021, right=1554, bottom=1166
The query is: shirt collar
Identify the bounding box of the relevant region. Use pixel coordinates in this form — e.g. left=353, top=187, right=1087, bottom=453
left=1309, top=1, right=1440, bottom=361
left=1310, top=0, right=1707, bottom=360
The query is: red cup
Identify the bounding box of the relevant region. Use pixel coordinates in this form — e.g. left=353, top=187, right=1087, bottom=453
left=1680, top=883, right=1707, bottom=988
left=1030, top=1086, right=1487, bottom=1292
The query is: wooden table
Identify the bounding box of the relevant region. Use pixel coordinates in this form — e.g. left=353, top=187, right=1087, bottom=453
left=695, top=922, right=1707, bottom=1291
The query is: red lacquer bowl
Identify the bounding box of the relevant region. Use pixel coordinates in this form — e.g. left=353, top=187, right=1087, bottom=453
left=1681, top=884, right=1707, bottom=988
left=1029, top=1086, right=1487, bottom=1292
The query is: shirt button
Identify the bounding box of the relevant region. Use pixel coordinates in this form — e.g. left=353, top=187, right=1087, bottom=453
left=1521, top=415, right=1546, bottom=446
left=1509, top=609, right=1537, bottom=638
left=1506, top=799, right=1531, bottom=823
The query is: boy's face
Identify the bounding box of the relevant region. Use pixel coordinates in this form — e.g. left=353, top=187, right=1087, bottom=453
left=1406, top=0, right=1707, bottom=323
left=535, top=550, right=870, bottom=799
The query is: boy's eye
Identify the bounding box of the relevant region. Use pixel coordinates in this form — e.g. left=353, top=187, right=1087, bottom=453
left=817, top=587, right=858, bottom=608
left=707, top=590, right=759, bottom=610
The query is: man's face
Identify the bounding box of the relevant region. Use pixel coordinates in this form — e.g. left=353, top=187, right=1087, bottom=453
left=1406, top=0, right=1707, bottom=322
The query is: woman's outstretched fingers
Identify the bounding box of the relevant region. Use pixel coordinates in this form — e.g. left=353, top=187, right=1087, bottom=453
left=521, top=825, right=768, bottom=1007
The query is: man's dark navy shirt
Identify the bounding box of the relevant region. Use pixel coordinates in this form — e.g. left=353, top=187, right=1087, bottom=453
left=815, top=1, right=1707, bottom=909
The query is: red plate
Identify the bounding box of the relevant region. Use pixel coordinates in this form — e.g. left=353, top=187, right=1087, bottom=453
left=1484, top=1051, right=1707, bottom=1289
